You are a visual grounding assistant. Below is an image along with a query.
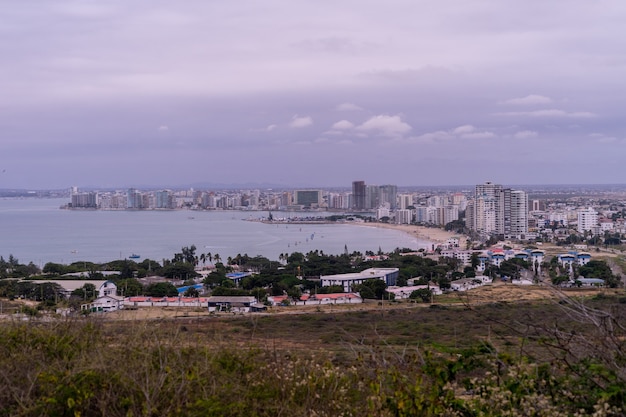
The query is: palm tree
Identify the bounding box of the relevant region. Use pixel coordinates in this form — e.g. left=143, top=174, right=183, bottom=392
left=214, top=253, right=221, bottom=265
left=206, top=252, right=213, bottom=266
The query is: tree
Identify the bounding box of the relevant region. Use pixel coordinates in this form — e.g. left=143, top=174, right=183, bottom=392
left=579, top=260, right=620, bottom=287
left=145, top=282, right=178, bottom=297
left=353, top=279, right=387, bottom=300
left=71, top=283, right=97, bottom=301
left=463, top=266, right=476, bottom=278
left=409, top=288, right=432, bottom=303
left=162, top=262, right=197, bottom=280
left=470, top=252, right=480, bottom=270
left=116, top=278, right=144, bottom=296
left=42, top=262, right=67, bottom=276
left=184, top=287, right=200, bottom=297
left=499, top=258, right=529, bottom=280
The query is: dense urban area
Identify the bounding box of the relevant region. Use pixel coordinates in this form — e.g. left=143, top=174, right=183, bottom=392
left=2, top=182, right=626, bottom=415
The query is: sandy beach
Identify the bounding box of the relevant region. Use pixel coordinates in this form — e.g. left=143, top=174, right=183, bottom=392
left=355, top=222, right=469, bottom=248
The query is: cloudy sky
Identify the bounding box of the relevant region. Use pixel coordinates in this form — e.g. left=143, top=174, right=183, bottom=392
left=2, top=1, right=626, bottom=189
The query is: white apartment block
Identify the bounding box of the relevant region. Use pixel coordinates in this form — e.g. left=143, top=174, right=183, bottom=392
left=376, top=207, right=391, bottom=220
left=508, top=190, right=529, bottom=236
left=395, top=209, right=413, bottom=224
left=398, top=194, right=413, bottom=210
left=577, top=207, right=598, bottom=233
left=471, top=182, right=528, bottom=238
left=549, top=212, right=569, bottom=226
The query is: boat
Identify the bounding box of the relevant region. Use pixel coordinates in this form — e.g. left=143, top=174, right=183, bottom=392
left=129, top=254, right=141, bottom=259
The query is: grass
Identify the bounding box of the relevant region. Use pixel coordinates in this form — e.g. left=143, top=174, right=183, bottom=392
left=2, top=294, right=626, bottom=416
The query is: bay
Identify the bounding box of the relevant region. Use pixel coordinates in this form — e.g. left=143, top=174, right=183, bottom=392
left=0, top=198, right=430, bottom=267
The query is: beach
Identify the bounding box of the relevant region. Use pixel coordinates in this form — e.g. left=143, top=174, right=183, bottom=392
left=356, top=222, right=469, bottom=248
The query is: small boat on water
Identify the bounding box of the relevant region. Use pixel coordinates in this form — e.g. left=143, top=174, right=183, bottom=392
left=129, top=254, right=141, bottom=259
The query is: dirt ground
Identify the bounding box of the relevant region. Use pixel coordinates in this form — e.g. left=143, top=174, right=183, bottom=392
left=99, top=281, right=618, bottom=321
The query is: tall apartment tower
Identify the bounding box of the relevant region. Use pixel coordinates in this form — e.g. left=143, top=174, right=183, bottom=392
left=474, top=182, right=503, bottom=235
left=509, top=190, right=529, bottom=235
left=352, top=181, right=366, bottom=210
left=577, top=207, right=598, bottom=233
left=379, top=185, right=398, bottom=210
left=398, top=194, right=413, bottom=210
left=472, top=182, right=528, bottom=237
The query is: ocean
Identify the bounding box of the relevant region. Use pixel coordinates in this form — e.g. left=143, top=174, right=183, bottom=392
left=0, top=198, right=429, bottom=267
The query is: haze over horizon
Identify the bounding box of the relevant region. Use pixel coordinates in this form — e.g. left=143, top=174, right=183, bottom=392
left=2, top=1, right=625, bottom=189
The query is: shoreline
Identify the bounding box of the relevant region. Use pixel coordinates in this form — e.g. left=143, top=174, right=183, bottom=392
left=354, top=222, right=468, bottom=248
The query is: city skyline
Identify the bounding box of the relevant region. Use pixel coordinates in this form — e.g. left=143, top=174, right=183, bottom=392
left=2, top=2, right=626, bottom=189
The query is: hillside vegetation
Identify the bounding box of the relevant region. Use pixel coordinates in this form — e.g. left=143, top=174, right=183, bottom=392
left=2, top=294, right=626, bottom=416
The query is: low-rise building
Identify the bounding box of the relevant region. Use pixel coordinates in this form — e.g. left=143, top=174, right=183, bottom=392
left=320, top=268, right=399, bottom=292
left=207, top=296, right=266, bottom=313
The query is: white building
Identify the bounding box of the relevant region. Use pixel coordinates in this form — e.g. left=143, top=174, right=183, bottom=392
left=471, top=182, right=528, bottom=238
left=81, top=281, right=124, bottom=313
left=577, top=207, right=598, bottom=233
left=320, top=268, right=399, bottom=293
left=376, top=207, right=391, bottom=220
left=395, top=209, right=413, bottom=225
left=398, top=194, right=413, bottom=210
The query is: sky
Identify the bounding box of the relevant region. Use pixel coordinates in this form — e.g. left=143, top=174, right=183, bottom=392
left=2, top=1, right=626, bottom=189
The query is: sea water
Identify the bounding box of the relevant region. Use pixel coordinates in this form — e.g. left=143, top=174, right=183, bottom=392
left=0, top=198, right=430, bottom=267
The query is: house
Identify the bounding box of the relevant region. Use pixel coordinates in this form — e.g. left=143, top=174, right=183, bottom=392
left=81, top=281, right=124, bottom=313
left=98, top=280, right=118, bottom=297
left=267, top=295, right=290, bottom=306
left=82, top=295, right=124, bottom=313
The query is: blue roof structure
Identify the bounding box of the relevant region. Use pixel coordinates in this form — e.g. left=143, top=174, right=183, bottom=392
left=176, top=284, right=203, bottom=294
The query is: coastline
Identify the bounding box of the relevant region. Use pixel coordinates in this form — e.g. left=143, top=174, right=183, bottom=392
left=354, top=222, right=468, bottom=248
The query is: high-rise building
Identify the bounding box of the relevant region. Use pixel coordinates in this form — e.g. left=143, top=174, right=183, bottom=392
left=577, top=207, right=598, bottom=233
left=471, top=182, right=528, bottom=237
left=366, top=185, right=380, bottom=210
left=127, top=188, right=143, bottom=209
left=295, top=190, right=322, bottom=208
left=395, top=209, right=413, bottom=224
left=398, top=194, right=413, bottom=210
left=473, top=182, right=503, bottom=235
left=352, top=181, right=366, bottom=210
left=379, top=185, right=398, bottom=210
left=509, top=190, right=528, bottom=235
left=71, top=191, right=98, bottom=208
left=155, top=190, right=175, bottom=209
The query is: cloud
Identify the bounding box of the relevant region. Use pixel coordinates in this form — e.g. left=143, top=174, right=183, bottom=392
left=412, top=125, right=496, bottom=143
left=313, top=137, right=330, bottom=144
left=452, top=124, right=476, bottom=135
left=249, top=124, right=277, bottom=132
left=460, top=131, right=496, bottom=140
left=289, top=115, right=313, bottom=128
left=335, top=102, right=363, bottom=111
left=158, top=125, right=169, bottom=131
left=356, top=115, right=412, bottom=137
left=412, top=130, right=454, bottom=143
left=291, top=37, right=373, bottom=55
left=331, top=120, right=354, bottom=130
left=495, top=109, right=597, bottom=118
left=514, top=130, right=538, bottom=139
left=590, top=133, right=622, bottom=144
left=502, top=94, right=553, bottom=105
